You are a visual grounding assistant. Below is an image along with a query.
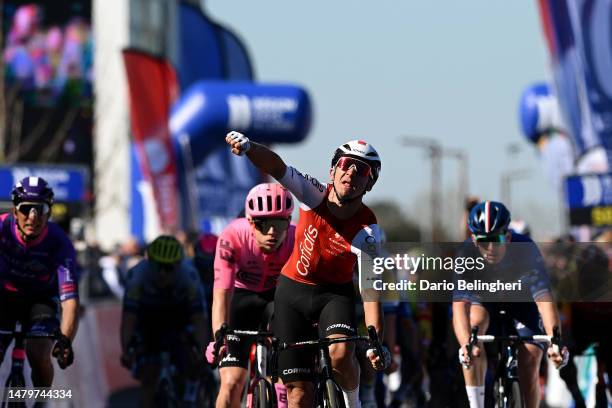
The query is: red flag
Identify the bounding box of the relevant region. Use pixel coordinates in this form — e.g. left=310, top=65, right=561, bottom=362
left=123, top=49, right=180, bottom=230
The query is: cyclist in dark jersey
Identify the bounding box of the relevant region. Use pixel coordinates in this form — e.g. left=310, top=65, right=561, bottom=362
left=452, top=201, right=568, bottom=408
left=121, top=235, right=207, bottom=408
left=0, top=176, right=78, bottom=386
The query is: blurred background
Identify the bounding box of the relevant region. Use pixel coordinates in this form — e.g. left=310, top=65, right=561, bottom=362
left=1, top=0, right=612, bottom=406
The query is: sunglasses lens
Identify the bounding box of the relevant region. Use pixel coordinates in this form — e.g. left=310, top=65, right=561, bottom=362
left=476, top=234, right=505, bottom=243
left=337, top=157, right=371, bottom=177
left=17, top=203, right=48, bottom=216
left=253, top=218, right=289, bottom=232
left=270, top=219, right=290, bottom=230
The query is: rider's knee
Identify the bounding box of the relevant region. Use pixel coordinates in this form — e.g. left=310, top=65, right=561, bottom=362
left=220, top=372, right=246, bottom=394
left=519, top=346, right=542, bottom=375
left=329, top=342, right=355, bottom=365
left=286, top=383, right=313, bottom=406
left=26, top=342, right=53, bottom=369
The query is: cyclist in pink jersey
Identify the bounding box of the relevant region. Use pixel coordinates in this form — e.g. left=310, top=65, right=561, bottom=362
left=226, top=132, right=390, bottom=408
left=0, top=176, right=78, bottom=387
left=207, top=183, right=295, bottom=408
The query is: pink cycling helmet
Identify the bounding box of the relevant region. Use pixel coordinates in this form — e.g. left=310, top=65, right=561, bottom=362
left=245, top=183, right=294, bottom=218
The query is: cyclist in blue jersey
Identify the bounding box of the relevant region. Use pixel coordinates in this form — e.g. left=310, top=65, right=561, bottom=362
left=452, top=201, right=568, bottom=408
left=121, top=235, right=208, bottom=408
left=0, top=176, right=78, bottom=386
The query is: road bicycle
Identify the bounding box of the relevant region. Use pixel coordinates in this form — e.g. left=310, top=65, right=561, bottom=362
left=269, top=325, right=385, bottom=408
left=213, top=324, right=276, bottom=408
left=467, top=310, right=559, bottom=408
left=1, top=321, right=72, bottom=408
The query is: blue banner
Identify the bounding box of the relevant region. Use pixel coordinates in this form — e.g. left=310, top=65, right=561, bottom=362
left=177, top=3, right=225, bottom=89
left=170, top=81, right=312, bottom=167
left=565, top=172, right=612, bottom=226
left=0, top=164, right=88, bottom=202
left=538, top=0, right=612, bottom=169
left=173, top=2, right=261, bottom=232
left=565, top=173, right=612, bottom=209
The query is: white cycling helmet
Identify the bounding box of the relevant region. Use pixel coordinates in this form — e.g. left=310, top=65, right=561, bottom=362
left=331, top=140, right=381, bottom=184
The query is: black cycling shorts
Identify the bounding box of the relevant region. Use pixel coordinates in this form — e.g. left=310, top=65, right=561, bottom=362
left=273, top=275, right=357, bottom=383
left=482, top=302, right=545, bottom=351
left=0, top=289, right=60, bottom=360
left=219, top=288, right=275, bottom=369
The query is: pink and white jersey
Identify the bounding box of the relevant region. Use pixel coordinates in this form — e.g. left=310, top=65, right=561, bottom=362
left=214, top=218, right=295, bottom=292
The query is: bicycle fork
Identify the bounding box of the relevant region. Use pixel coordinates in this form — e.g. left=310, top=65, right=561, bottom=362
left=505, top=345, right=519, bottom=380
left=319, top=346, right=334, bottom=382
left=8, top=323, right=26, bottom=385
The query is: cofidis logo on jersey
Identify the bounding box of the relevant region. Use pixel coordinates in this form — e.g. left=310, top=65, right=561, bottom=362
left=296, top=224, right=318, bottom=276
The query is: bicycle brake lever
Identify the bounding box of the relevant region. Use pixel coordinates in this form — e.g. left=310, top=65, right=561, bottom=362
left=366, top=325, right=386, bottom=367
left=551, top=326, right=561, bottom=347
left=462, top=326, right=479, bottom=369
left=211, top=323, right=229, bottom=368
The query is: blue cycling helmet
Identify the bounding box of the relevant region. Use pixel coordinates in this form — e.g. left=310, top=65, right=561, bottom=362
left=11, top=176, right=55, bottom=206
left=468, top=201, right=511, bottom=236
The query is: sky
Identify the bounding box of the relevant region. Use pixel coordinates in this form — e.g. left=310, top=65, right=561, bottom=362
left=204, top=1, right=564, bottom=239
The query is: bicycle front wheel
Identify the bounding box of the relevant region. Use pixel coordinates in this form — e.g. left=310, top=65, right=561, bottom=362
left=155, top=378, right=179, bottom=408
left=506, top=380, right=523, bottom=408
left=251, top=379, right=271, bottom=408
left=2, top=374, right=27, bottom=408
left=495, top=378, right=523, bottom=408
left=323, top=379, right=345, bottom=408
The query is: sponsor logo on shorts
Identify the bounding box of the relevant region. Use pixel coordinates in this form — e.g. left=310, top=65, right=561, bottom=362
left=326, top=323, right=354, bottom=333
left=282, top=367, right=311, bottom=375
left=221, top=353, right=238, bottom=363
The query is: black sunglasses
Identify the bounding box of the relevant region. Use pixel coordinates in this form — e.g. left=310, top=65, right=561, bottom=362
left=252, top=217, right=290, bottom=233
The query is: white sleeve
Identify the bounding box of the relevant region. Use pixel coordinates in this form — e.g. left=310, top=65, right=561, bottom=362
left=351, top=224, right=383, bottom=295
left=350, top=224, right=383, bottom=257
left=279, top=165, right=327, bottom=209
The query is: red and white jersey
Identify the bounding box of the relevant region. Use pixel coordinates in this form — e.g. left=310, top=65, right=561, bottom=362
left=279, top=166, right=382, bottom=285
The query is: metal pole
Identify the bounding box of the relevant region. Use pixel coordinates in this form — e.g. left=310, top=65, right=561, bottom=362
left=400, top=136, right=445, bottom=242
left=430, top=144, right=442, bottom=242
left=501, top=169, right=531, bottom=210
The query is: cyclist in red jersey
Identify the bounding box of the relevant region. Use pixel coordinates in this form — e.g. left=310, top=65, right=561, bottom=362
left=206, top=183, right=295, bottom=408
left=226, top=131, right=390, bottom=408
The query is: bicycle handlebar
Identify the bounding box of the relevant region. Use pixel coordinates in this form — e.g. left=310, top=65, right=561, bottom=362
left=366, top=325, right=385, bottom=362
left=211, top=323, right=229, bottom=369
left=469, top=325, right=562, bottom=346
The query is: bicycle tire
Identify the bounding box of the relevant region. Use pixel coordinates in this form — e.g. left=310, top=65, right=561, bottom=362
left=155, top=378, right=179, bottom=408
left=506, top=380, right=523, bottom=408
left=251, top=379, right=270, bottom=408
left=494, top=378, right=523, bottom=408
left=323, top=379, right=345, bottom=408
left=2, top=374, right=27, bottom=408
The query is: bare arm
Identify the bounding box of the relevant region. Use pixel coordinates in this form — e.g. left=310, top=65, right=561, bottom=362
left=211, top=288, right=233, bottom=336
left=452, top=300, right=472, bottom=345
left=60, top=298, right=79, bottom=341
left=363, top=301, right=383, bottom=338
left=226, top=132, right=287, bottom=180
left=535, top=294, right=561, bottom=336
